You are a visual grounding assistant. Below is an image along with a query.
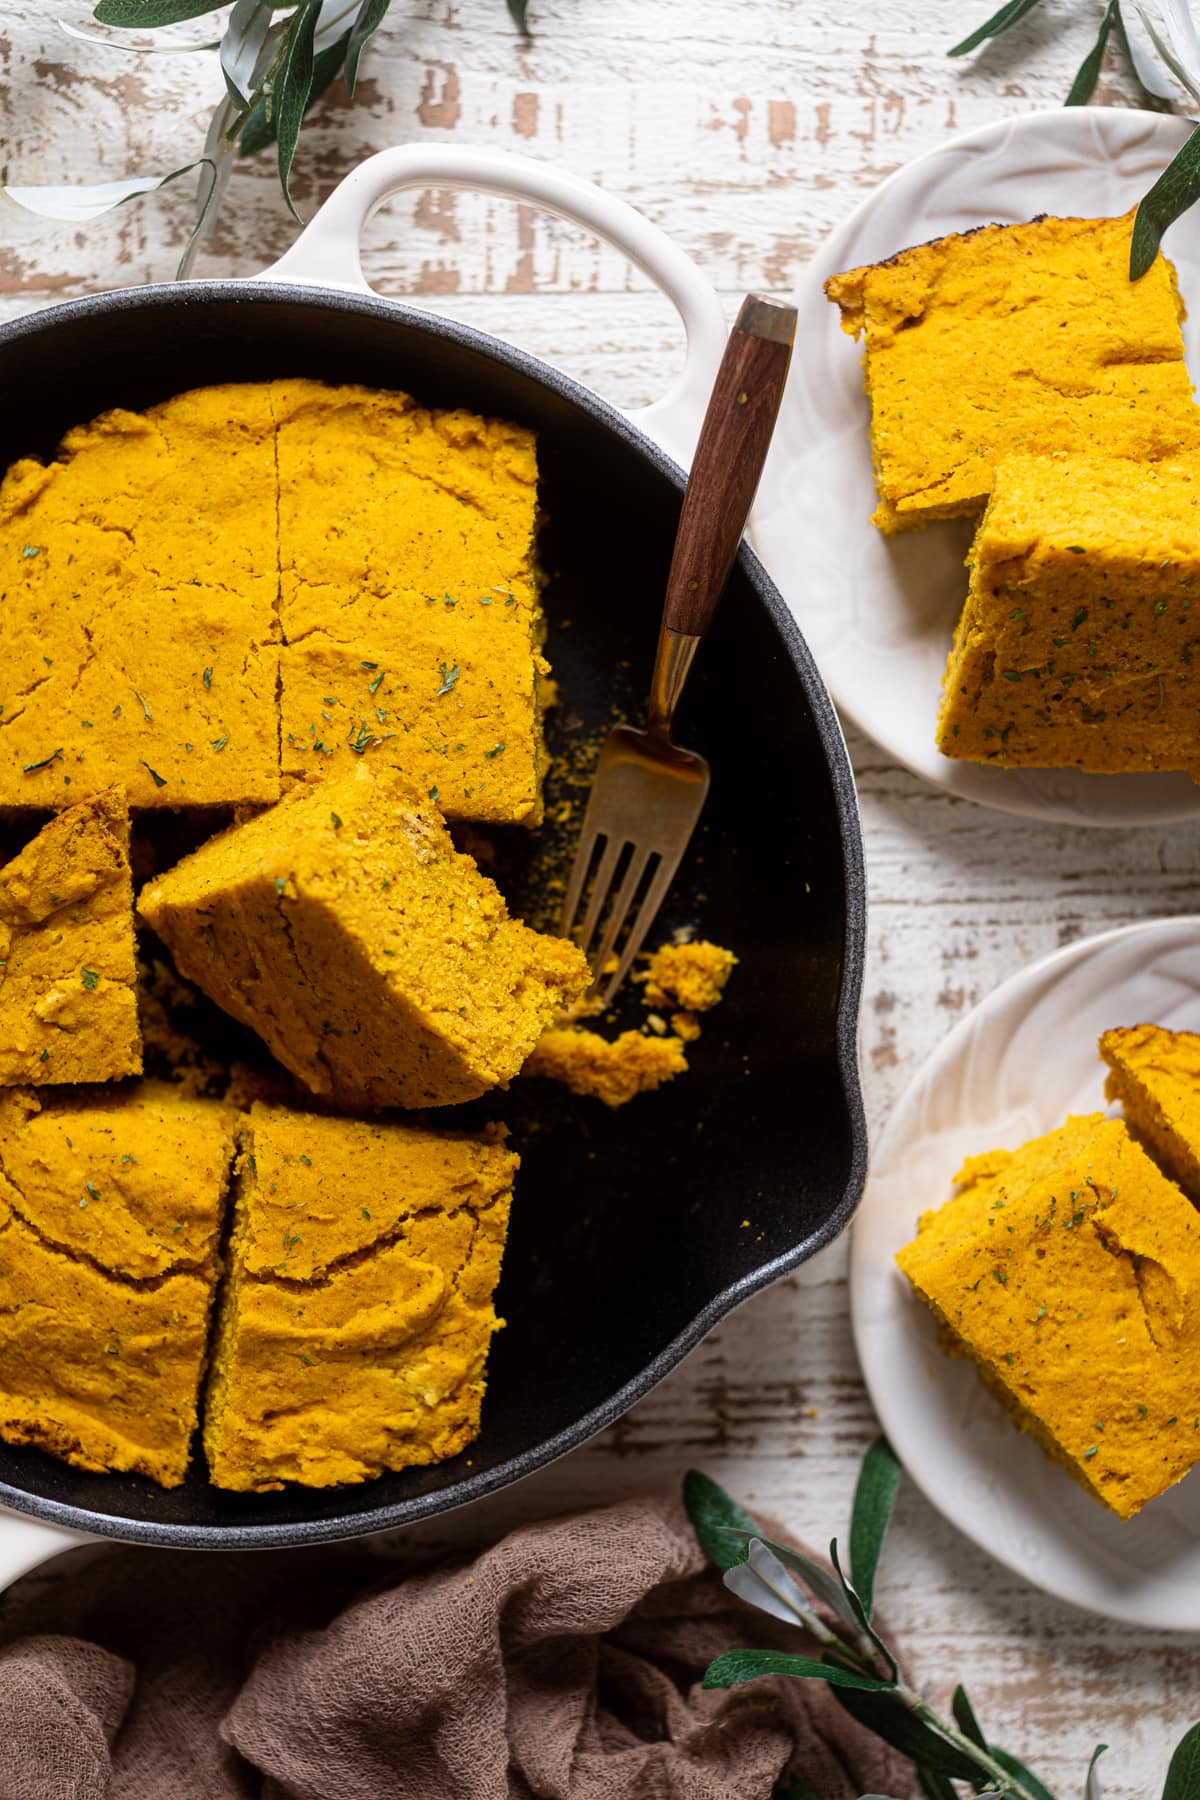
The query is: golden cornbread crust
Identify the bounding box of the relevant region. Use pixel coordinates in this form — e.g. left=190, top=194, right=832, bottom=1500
left=203, top=1103, right=516, bottom=1491
left=1101, top=1023, right=1200, bottom=1204
left=938, top=453, right=1200, bottom=775
left=826, top=213, right=1200, bottom=533
left=0, top=380, right=548, bottom=826
left=897, top=1114, right=1200, bottom=1520
left=0, top=788, right=141, bottom=1085
left=139, top=761, right=591, bottom=1111
left=0, top=1083, right=237, bottom=1487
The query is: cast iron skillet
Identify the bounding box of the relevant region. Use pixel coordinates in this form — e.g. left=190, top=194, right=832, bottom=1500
left=0, top=149, right=866, bottom=1550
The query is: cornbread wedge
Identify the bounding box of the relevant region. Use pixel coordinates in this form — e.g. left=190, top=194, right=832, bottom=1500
left=204, top=1103, right=515, bottom=1491
left=139, top=761, right=590, bottom=1111
left=826, top=213, right=1200, bottom=533
left=1102, top=1023, right=1200, bottom=1204
left=0, top=787, right=140, bottom=1084
left=897, top=1114, right=1200, bottom=1520
left=274, top=379, right=549, bottom=825
left=0, top=1083, right=237, bottom=1487
left=937, top=454, right=1200, bottom=775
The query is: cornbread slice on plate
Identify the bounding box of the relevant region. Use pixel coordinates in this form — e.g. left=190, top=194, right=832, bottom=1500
left=937, top=454, right=1200, bottom=776
left=139, top=760, right=590, bottom=1111
left=825, top=213, right=1200, bottom=534
left=0, top=787, right=140, bottom=1084
left=203, top=1102, right=515, bottom=1491
left=897, top=1113, right=1200, bottom=1520
left=1102, top=1023, right=1200, bottom=1203
left=0, top=384, right=280, bottom=809
left=273, top=379, right=549, bottom=826
left=0, top=1083, right=237, bottom=1487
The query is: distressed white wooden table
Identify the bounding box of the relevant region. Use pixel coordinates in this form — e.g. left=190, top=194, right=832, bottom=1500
left=3, top=2, right=1199, bottom=1789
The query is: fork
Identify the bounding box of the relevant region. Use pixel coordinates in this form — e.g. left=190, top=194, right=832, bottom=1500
left=560, top=292, right=797, bottom=1003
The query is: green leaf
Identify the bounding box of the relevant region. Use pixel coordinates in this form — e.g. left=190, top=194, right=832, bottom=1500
left=917, top=1773, right=959, bottom=1800
left=951, top=1684, right=988, bottom=1751
left=713, top=1527, right=860, bottom=1628
left=345, top=0, right=390, bottom=94
left=683, top=1470, right=760, bottom=1572
left=240, top=28, right=348, bottom=156
left=1164, top=1724, right=1200, bottom=1800
left=94, top=0, right=221, bottom=22
left=1131, top=124, right=1200, bottom=280
left=507, top=0, right=530, bottom=29
left=989, top=1746, right=1059, bottom=1800
left=1086, top=1744, right=1108, bottom=1800
left=1065, top=0, right=1117, bottom=102
left=1114, top=2, right=1178, bottom=101
left=276, top=0, right=321, bottom=217
left=948, top=0, right=1045, bottom=57
left=776, top=1783, right=819, bottom=1800
left=702, top=1649, right=890, bottom=1693
left=832, top=1687, right=982, bottom=1780
left=828, top=1538, right=897, bottom=1679
left=4, top=161, right=212, bottom=223
left=849, top=1436, right=901, bottom=1618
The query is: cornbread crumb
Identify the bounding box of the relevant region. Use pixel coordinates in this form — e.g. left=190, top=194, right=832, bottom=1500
left=672, top=1011, right=702, bottom=1042
left=524, top=1026, right=687, bottom=1108
left=0, top=788, right=140, bottom=1084
left=825, top=213, right=1200, bottom=533
left=897, top=1113, right=1200, bottom=1519
left=641, top=940, right=737, bottom=1011
left=1101, top=1023, right=1200, bottom=1203
left=0, top=1083, right=237, bottom=1487
left=204, top=1103, right=515, bottom=1491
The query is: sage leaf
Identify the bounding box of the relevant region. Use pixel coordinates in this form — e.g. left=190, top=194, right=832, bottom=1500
left=948, top=0, right=1046, bottom=57
left=1164, top=1723, right=1200, bottom=1800
left=712, top=1527, right=860, bottom=1628
left=989, top=1746, right=1058, bottom=1800
left=832, top=1687, right=981, bottom=1780
left=1131, top=123, right=1200, bottom=280
left=849, top=1435, right=901, bottom=1618
left=276, top=0, right=321, bottom=217
left=240, top=29, right=348, bottom=156
left=507, top=0, right=530, bottom=28
left=1117, top=0, right=1180, bottom=96
left=1066, top=0, right=1117, bottom=101
left=220, top=0, right=272, bottom=107
left=4, top=160, right=212, bottom=224
left=724, top=1540, right=825, bottom=1632
left=345, top=0, right=390, bottom=94
left=93, top=0, right=222, bottom=22
left=1133, top=2, right=1200, bottom=100
left=702, top=1648, right=890, bottom=1692
left=951, top=1683, right=987, bottom=1750
left=683, top=1469, right=759, bottom=1572
left=1086, top=1744, right=1108, bottom=1799
left=60, top=18, right=220, bottom=50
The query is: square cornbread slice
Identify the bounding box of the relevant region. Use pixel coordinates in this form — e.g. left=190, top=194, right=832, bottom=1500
left=0, top=384, right=280, bottom=809
left=273, top=379, right=548, bottom=825
left=937, top=454, right=1200, bottom=775
left=0, top=788, right=140, bottom=1085
left=826, top=213, right=1200, bottom=533
left=139, top=760, right=590, bottom=1111
left=0, top=1083, right=237, bottom=1487
left=897, top=1114, right=1200, bottom=1520
left=203, top=1102, right=515, bottom=1491
left=1102, top=1023, right=1200, bottom=1203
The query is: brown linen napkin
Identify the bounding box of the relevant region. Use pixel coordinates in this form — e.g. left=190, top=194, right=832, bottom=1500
left=0, top=1495, right=911, bottom=1800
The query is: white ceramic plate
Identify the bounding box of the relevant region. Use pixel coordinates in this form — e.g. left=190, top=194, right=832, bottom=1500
left=850, top=916, right=1200, bottom=1629
left=751, top=108, right=1200, bottom=827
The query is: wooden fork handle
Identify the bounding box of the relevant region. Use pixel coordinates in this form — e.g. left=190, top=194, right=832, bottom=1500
left=647, top=294, right=796, bottom=732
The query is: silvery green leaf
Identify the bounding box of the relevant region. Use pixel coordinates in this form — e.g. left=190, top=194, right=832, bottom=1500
left=221, top=0, right=273, bottom=106
left=948, top=0, right=1046, bottom=57
left=711, top=1527, right=860, bottom=1628
left=1160, top=0, right=1200, bottom=72
left=1065, top=0, right=1117, bottom=102
left=93, top=0, right=225, bottom=21
left=176, top=96, right=238, bottom=275
left=830, top=1688, right=980, bottom=1779
left=683, top=1470, right=760, bottom=1572
left=917, top=1773, right=959, bottom=1800
left=702, top=1649, right=890, bottom=1693
left=1164, top=1723, right=1200, bottom=1799
left=4, top=162, right=209, bottom=223
left=988, top=1746, right=1058, bottom=1800
left=723, top=1540, right=823, bottom=1631
left=239, top=28, right=348, bottom=154
left=1134, top=1, right=1200, bottom=96
left=59, top=18, right=220, bottom=50
left=1086, top=1744, right=1108, bottom=1800
left=344, top=0, right=390, bottom=93
left=828, top=1538, right=897, bottom=1680
left=951, top=1683, right=987, bottom=1750
left=849, top=1435, right=901, bottom=1619
left=1116, top=1, right=1179, bottom=95
left=276, top=0, right=322, bottom=215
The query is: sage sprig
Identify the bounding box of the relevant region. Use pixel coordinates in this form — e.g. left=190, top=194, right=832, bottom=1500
left=5, top=0, right=531, bottom=277
left=685, top=1438, right=1200, bottom=1798
left=947, top=0, right=1200, bottom=279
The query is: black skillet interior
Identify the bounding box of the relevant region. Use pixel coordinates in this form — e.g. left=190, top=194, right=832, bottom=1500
left=0, top=285, right=866, bottom=1546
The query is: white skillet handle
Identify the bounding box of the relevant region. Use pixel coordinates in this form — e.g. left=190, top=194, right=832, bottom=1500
left=256, top=144, right=728, bottom=469
left=0, top=1508, right=95, bottom=1592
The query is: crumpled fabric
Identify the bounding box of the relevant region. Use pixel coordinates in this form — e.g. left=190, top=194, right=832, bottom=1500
left=0, top=1495, right=912, bottom=1800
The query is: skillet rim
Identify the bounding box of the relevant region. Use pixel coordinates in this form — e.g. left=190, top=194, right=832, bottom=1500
left=0, top=279, right=867, bottom=1547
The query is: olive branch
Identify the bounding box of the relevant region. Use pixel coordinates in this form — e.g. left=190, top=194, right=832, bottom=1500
left=685, top=1438, right=1200, bottom=1799
left=4, top=0, right=529, bottom=277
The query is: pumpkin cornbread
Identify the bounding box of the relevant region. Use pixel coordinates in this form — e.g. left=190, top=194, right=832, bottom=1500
left=1101, top=1023, right=1200, bottom=1204
left=825, top=213, right=1200, bottom=533
left=523, top=1026, right=688, bottom=1107
left=897, top=1114, right=1200, bottom=1520
left=0, top=787, right=140, bottom=1084
left=0, top=1083, right=237, bottom=1486
left=937, top=454, right=1200, bottom=775
left=203, top=1102, right=515, bottom=1491
left=640, top=939, right=737, bottom=1012
left=139, top=761, right=591, bottom=1111
left=273, top=379, right=549, bottom=826
left=0, top=385, right=280, bottom=807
